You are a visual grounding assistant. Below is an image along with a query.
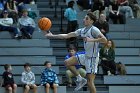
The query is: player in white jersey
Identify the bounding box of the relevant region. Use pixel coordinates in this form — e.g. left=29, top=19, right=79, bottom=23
left=45, top=12, right=107, bottom=93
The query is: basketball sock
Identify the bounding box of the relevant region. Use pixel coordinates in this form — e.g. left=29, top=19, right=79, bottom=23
left=76, top=74, right=82, bottom=81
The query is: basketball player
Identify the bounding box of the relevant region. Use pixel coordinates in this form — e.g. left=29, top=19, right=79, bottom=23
left=45, top=12, right=107, bottom=93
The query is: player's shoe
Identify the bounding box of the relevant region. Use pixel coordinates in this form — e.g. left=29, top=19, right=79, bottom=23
left=74, top=78, right=87, bottom=91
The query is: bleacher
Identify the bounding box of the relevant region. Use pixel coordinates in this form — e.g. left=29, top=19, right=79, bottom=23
left=0, top=0, right=140, bottom=93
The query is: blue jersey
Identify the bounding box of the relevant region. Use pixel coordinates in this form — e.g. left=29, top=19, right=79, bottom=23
left=65, top=51, right=85, bottom=69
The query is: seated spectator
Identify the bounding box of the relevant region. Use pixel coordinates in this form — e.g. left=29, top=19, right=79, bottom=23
left=88, top=0, right=106, bottom=19
left=116, top=62, right=127, bottom=75
left=21, top=63, right=37, bottom=93
left=0, top=64, right=17, bottom=93
left=18, top=9, right=36, bottom=39
left=109, top=0, right=125, bottom=24
left=128, top=0, right=140, bottom=18
left=40, top=61, right=59, bottom=93
left=65, top=45, right=86, bottom=87
left=6, top=0, right=19, bottom=24
left=94, top=13, right=109, bottom=38
left=99, top=40, right=116, bottom=75
left=0, top=10, right=21, bottom=39
left=117, top=0, right=134, bottom=19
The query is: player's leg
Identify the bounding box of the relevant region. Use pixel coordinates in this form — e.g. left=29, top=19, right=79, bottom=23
left=87, top=74, right=96, bottom=93
left=72, top=54, right=87, bottom=91
left=86, top=57, right=99, bottom=93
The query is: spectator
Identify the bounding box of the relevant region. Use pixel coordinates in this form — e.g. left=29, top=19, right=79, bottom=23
left=18, top=9, right=35, bottom=39
left=40, top=61, right=59, bottom=93
left=109, top=0, right=125, bottom=24
left=128, top=0, right=140, bottom=18
left=65, top=45, right=86, bottom=87
left=99, top=39, right=116, bottom=75
left=64, top=0, right=79, bottom=48
left=21, top=63, right=37, bottom=93
left=94, top=13, right=109, bottom=38
left=117, top=0, right=134, bottom=18
left=6, top=0, right=19, bottom=23
left=0, top=10, right=21, bottom=39
left=0, top=64, right=17, bottom=93
left=90, top=0, right=105, bottom=19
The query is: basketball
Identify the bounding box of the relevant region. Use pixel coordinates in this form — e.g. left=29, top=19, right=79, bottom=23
left=38, top=17, right=52, bottom=31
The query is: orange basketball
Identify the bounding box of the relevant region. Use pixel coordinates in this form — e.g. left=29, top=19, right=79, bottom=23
left=38, top=17, right=52, bottom=31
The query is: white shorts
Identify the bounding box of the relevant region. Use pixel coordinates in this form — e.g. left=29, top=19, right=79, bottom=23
left=76, top=54, right=99, bottom=74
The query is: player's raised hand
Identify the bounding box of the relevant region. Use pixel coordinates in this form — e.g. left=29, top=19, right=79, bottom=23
left=45, top=31, right=53, bottom=38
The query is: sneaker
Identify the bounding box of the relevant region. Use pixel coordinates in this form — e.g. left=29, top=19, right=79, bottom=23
left=74, top=78, right=87, bottom=91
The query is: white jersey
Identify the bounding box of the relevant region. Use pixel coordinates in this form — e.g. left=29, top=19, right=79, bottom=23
left=75, top=26, right=101, bottom=57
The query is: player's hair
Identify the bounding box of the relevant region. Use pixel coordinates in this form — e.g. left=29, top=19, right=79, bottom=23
left=4, top=64, right=11, bottom=70
left=87, top=12, right=97, bottom=22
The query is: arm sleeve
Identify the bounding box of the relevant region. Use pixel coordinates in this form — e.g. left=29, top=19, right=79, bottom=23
left=40, top=72, right=45, bottom=85
left=30, top=72, right=35, bottom=84
left=21, top=72, right=28, bottom=84
left=54, top=72, right=59, bottom=84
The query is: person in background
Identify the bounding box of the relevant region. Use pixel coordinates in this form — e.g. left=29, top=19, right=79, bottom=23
left=99, top=39, right=116, bottom=75
left=40, top=61, right=59, bottom=93
left=117, top=0, right=134, bottom=19
left=128, top=0, right=140, bottom=18
left=94, top=13, right=109, bottom=38
left=65, top=45, right=86, bottom=87
left=109, top=0, right=125, bottom=24
left=21, top=63, right=37, bottom=93
left=0, top=64, right=17, bottom=93
left=6, top=0, right=19, bottom=23
left=18, top=9, right=35, bottom=39
left=0, top=10, right=21, bottom=39
left=64, top=0, right=79, bottom=48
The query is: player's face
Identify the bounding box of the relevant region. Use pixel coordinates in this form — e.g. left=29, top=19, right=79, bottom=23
left=69, top=49, right=76, bottom=56
left=83, top=15, right=93, bottom=26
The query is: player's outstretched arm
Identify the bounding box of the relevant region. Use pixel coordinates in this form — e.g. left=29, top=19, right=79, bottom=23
left=45, top=31, right=76, bottom=39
